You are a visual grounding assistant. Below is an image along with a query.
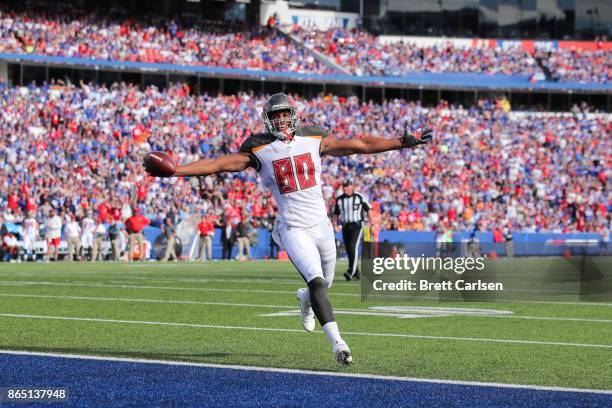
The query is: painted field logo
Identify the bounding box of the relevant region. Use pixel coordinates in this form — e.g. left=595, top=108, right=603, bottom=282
left=260, top=306, right=513, bottom=319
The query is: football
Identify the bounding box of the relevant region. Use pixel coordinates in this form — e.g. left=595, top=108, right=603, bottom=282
left=143, top=151, right=176, bottom=177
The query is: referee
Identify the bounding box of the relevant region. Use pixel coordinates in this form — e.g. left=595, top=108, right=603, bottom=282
left=334, top=181, right=370, bottom=280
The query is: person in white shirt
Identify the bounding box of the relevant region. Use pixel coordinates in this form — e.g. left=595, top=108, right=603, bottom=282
left=3, top=208, right=16, bottom=223
left=120, top=202, right=133, bottom=222
left=65, top=213, right=82, bottom=262
left=80, top=211, right=96, bottom=260
left=91, top=222, right=107, bottom=262
left=22, top=212, right=38, bottom=261
left=45, top=208, right=63, bottom=261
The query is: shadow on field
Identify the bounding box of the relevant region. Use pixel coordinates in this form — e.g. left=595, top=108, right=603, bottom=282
left=3, top=346, right=270, bottom=362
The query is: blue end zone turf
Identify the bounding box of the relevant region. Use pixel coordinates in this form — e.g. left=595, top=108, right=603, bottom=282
left=0, top=353, right=610, bottom=407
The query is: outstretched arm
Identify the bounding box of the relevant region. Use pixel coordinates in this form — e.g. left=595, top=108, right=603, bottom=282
left=321, top=136, right=402, bottom=156
left=321, top=125, right=434, bottom=157
left=174, top=153, right=253, bottom=177
left=143, top=152, right=253, bottom=178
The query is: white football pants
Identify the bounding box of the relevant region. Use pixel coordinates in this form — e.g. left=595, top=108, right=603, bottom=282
left=275, top=217, right=336, bottom=288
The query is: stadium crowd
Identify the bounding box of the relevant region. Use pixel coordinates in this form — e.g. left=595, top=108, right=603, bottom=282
left=0, top=81, right=609, bottom=261
left=294, top=27, right=543, bottom=78
left=535, top=47, right=611, bottom=84
left=293, top=26, right=612, bottom=83
left=0, top=9, right=330, bottom=73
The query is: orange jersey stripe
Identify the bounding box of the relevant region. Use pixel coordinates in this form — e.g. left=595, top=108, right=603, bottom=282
left=252, top=144, right=270, bottom=153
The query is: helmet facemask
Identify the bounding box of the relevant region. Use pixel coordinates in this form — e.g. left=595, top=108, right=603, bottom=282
left=264, top=108, right=299, bottom=140
left=262, top=93, right=300, bottom=140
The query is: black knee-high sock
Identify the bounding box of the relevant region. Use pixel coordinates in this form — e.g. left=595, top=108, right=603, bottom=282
left=307, top=277, right=335, bottom=325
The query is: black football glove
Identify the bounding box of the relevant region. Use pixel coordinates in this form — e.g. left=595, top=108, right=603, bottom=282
left=401, top=124, right=434, bottom=148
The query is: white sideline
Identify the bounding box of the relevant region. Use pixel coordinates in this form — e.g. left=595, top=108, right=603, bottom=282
left=0, top=349, right=610, bottom=395
left=3, top=293, right=612, bottom=324
left=1, top=312, right=612, bottom=349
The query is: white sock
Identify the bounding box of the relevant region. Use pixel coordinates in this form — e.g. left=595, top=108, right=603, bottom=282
left=322, top=321, right=342, bottom=345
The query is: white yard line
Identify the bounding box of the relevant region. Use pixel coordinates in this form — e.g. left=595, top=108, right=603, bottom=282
left=0, top=280, right=360, bottom=297
left=2, top=272, right=303, bottom=285
left=490, top=315, right=612, bottom=324
left=1, top=277, right=611, bottom=307
left=260, top=308, right=612, bottom=324
left=108, top=277, right=302, bottom=285
left=0, top=293, right=291, bottom=309
left=1, top=312, right=612, bottom=349
left=4, top=293, right=612, bottom=323
left=1, top=349, right=611, bottom=395
left=123, top=263, right=284, bottom=268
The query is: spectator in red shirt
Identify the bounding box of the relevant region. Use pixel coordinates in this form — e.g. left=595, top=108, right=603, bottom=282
left=2, top=231, right=20, bottom=262
left=196, top=214, right=215, bottom=261
left=125, top=208, right=150, bottom=262
left=493, top=227, right=503, bottom=243
left=25, top=197, right=37, bottom=212
left=7, top=191, right=19, bottom=211
left=137, top=183, right=147, bottom=203
left=98, top=201, right=110, bottom=223
left=111, top=205, right=122, bottom=221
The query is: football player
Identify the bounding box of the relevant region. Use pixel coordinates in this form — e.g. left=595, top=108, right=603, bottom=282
left=81, top=210, right=96, bottom=260
left=144, top=93, right=433, bottom=366
left=22, top=211, right=38, bottom=261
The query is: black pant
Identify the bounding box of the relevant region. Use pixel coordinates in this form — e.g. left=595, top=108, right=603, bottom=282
left=342, top=222, right=363, bottom=278
left=222, top=241, right=234, bottom=260
left=269, top=233, right=279, bottom=259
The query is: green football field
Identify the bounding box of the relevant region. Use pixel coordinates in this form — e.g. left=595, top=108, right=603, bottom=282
left=0, top=260, right=610, bottom=391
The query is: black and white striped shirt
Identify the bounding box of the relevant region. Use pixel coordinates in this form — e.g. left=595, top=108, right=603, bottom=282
left=334, top=193, right=370, bottom=224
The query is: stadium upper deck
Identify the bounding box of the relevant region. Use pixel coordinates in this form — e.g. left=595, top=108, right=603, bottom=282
left=0, top=10, right=332, bottom=73
left=0, top=8, right=609, bottom=88
left=293, top=27, right=611, bottom=85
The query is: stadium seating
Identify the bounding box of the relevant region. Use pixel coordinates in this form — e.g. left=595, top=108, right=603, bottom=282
left=292, top=27, right=610, bottom=83
left=535, top=47, right=610, bottom=84
left=0, top=10, right=333, bottom=73
left=293, top=27, right=542, bottom=77
left=0, top=9, right=609, bottom=83
left=0, top=82, right=608, bottom=237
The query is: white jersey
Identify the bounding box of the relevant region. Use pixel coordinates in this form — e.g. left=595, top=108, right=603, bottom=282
left=81, top=216, right=96, bottom=247
left=82, top=217, right=96, bottom=236
left=46, top=215, right=63, bottom=239
left=241, top=125, right=328, bottom=228
left=23, top=217, right=38, bottom=237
